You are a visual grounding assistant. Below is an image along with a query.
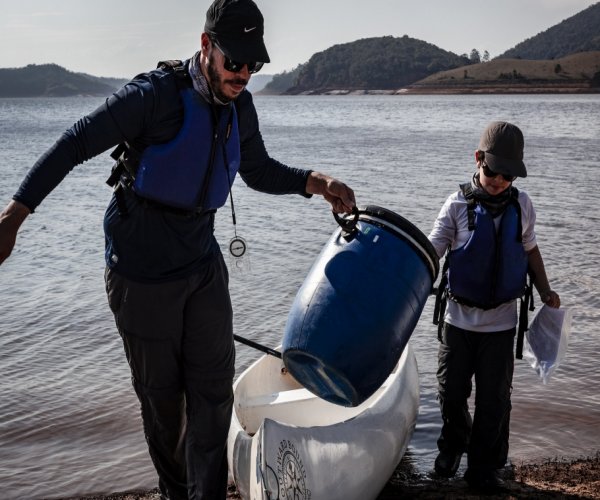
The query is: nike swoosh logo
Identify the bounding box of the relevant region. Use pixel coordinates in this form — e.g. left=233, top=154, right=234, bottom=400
left=244, top=27, right=256, bottom=33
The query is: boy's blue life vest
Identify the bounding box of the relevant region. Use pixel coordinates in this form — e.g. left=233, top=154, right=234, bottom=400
left=133, top=87, right=240, bottom=211
left=446, top=184, right=528, bottom=309
left=106, top=60, right=241, bottom=213
left=432, top=183, right=535, bottom=357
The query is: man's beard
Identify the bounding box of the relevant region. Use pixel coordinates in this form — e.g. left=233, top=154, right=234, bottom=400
left=207, top=52, right=248, bottom=103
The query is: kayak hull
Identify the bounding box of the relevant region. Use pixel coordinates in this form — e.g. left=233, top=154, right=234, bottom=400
left=228, top=344, right=419, bottom=500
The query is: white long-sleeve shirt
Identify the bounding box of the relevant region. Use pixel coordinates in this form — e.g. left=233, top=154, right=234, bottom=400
left=429, top=187, right=538, bottom=332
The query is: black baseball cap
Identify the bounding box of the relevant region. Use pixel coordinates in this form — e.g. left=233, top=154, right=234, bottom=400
left=204, top=0, right=270, bottom=64
left=478, top=121, right=527, bottom=178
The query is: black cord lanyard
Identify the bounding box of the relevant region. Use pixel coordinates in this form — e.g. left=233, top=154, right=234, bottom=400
left=205, top=89, right=244, bottom=257
left=222, top=108, right=238, bottom=234
left=221, top=110, right=247, bottom=259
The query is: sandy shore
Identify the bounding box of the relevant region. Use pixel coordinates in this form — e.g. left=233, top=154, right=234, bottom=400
left=60, top=453, right=600, bottom=500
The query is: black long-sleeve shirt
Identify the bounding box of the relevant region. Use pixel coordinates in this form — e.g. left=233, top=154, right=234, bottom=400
left=14, top=63, right=311, bottom=282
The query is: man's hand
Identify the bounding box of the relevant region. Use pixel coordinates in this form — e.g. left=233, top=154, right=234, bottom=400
left=0, top=200, right=31, bottom=265
left=306, top=172, right=356, bottom=214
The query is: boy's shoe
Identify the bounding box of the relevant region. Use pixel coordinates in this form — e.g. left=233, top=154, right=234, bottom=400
left=464, top=468, right=508, bottom=492
left=434, top=451, right=463, bottom=478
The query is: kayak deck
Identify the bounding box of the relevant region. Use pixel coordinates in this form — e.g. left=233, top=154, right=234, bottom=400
left=235, top=352, right=403, bottom=434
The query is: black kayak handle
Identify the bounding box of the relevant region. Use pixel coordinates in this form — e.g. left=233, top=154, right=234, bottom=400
left=333, top=206, right=360, bottom=234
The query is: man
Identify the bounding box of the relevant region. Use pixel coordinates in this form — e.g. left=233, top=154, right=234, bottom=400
left=0, top=0, right=355, bottom=498
left=429, top=121, right=560, bottom=492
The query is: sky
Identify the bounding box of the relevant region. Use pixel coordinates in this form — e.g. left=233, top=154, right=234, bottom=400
left=0, top=0, right=597, bottom=79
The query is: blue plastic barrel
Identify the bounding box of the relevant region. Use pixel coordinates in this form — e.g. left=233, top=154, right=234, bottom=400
left=282, top=205, right=439, bottom=407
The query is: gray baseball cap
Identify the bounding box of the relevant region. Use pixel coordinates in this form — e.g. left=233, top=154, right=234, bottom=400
left=478, top=121, right=527, bottom=178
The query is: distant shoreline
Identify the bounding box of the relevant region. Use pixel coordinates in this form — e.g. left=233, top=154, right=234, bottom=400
left=3, top=83, right=599, bottom=99
left=2, top=84, right=598, bottom=99
left=402, top=84, right=600, bottom=95
left=0, top=94, right=117, bottom=98
left=291, top=84, right=600, bottom=96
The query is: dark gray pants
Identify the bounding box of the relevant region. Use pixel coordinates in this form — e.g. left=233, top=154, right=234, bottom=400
left=105, top=254, right=235, bottom=500
left=436, top=322, right=515, bottom=472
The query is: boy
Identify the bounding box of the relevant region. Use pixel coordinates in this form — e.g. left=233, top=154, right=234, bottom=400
left=428, top=121, right=560, bottom=492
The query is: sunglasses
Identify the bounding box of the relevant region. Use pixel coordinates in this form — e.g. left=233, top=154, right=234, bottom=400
left=212, top=40, right=264, bottom=74
left=481, top=164, right=516, bottom=182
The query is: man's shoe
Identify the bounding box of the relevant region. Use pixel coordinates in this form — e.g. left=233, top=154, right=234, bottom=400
left=464, top=468, right=508, bottom=492
left=434, top=451, right=462, bottom=478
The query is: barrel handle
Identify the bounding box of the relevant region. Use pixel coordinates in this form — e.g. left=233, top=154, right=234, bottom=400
left=333, top=206, right=360, bottom=235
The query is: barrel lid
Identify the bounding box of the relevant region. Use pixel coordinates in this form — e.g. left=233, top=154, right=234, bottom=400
left=336, top=205, right=439, bottom=281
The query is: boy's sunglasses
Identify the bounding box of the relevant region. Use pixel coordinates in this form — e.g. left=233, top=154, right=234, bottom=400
left=212, top=40, right=264, bottom=74
left=482, top=164, right=516, bottom=182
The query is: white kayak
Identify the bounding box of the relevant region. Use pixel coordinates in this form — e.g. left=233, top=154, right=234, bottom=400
left=227, top=343, right=419, bottom=500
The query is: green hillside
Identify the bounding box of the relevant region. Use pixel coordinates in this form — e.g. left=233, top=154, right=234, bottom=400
left=5, top=2, right=600, bottom=97
left=498, top=2, right=600, bottom=60
left=258, top=65, right=303, bottom=95
left=282, top=36, right=470, bottom=94
left=245, top=73, right=273, bottom=94
left=409, top=52, right=600, bottom=93
left=0, top=64, right=128, bottom=97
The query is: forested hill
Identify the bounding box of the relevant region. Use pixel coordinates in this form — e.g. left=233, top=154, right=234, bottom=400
left=0, top=64, right=128, bottom=97
left=498, top=2, right=600, bottom=60
left=281, top=36, right=470, bottom=94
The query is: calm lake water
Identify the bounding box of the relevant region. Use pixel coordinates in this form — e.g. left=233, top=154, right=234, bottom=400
left=1, top=94, right=599, bottom=499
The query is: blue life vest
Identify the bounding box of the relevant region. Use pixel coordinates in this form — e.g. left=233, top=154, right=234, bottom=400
left=446, top=189, right=528, bottom=309
left=132, top=86, right=241, bottom=211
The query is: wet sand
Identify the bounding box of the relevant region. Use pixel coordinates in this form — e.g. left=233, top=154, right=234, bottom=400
left=60, top=453, right=600, bottom=500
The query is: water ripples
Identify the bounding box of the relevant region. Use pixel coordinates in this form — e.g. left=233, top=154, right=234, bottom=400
left=1, top=94, right=599, bottom=499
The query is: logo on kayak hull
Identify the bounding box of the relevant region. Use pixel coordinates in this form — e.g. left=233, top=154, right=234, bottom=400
left=268, top=439, right=311, bottom=499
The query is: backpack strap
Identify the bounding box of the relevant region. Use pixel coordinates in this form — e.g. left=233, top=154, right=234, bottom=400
left=105, top=59, right=191, bottom=216
left=460, top=183, right=477, bottom=231
left=513, top=186, right=532, bottom=359
left=433, top=248, right=451, bottom=340
left=157, top=59, right=193, bottom=90
left=516, top=272, right=535, bottom=359
left=106, top=142, right=142, bottom=217
left=433, top=182, right=471, bottom=337
left=509, top=186, right=523, bottom=242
